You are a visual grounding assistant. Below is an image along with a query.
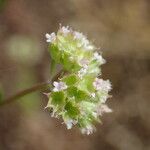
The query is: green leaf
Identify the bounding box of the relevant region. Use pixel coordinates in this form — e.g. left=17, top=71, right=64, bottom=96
left=51, top=91, right=65, bottom=106
left=65, top=101, right=79, bottom=118
left=62, top=74, right=78, bottom=86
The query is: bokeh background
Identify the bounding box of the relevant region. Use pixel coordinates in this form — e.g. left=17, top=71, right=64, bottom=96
left=0, top=0, right=150, bottom=150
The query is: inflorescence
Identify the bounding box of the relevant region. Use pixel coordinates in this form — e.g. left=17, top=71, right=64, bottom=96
left=45, top=25, right=112, bottom=135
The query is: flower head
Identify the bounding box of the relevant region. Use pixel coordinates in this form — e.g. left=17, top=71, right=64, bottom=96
left=45, top=25, right=112, bottom=135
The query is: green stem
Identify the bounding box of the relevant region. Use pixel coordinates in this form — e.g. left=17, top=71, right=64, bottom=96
left=0, top=69, right=64, bottom=107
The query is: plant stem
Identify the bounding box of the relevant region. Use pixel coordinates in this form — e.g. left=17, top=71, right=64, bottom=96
left=0, top=69, right=64, bottom=107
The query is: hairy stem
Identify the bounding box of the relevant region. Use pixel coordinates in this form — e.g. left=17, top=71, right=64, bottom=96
left=0, top=69, right=64, bottom=107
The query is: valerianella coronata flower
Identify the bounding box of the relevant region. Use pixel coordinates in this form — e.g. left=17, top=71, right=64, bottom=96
left=45, top=25, right=112, bottom=135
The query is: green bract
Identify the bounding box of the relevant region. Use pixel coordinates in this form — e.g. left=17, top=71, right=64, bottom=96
left=45, top=25, right=112, bottom=135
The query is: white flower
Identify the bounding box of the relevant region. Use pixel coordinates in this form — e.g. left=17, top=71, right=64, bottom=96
left=59, top=26, right=70, bottom=36
left=79, top=59, right=89, bottom=67
left=53, top=81, right=68, bottom=92
left=93, top=52, right=106, bottom=64
left=92, top=112, right=98, bottom=118
left=82, top=38, right=90, bottom=50
left=73, top=31, right=85, bottom=40
left=85, top=45, right=94, bottom=51
left=93, top=78, right=111, bottom=92
left=65, top=119, right=77, bottom=129
left=73, top=31, right=94, bottom=50
left=81, top=125, right=95, bottom=135
left=78, top=65, right=88, bottom=78
left=45, top=32, right=56, bottom=43
left=97, top=104, right=112, bottom=116
left=100, top=95, right=108, bottom=103
left=90, top=93, right=96, bottom=98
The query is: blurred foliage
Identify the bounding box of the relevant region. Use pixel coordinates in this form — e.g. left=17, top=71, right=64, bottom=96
left=16, top=66, right=41, bottom=113
left=0, top=0, right=6, bottom=11
left=0, top=84, right=4, bottom=103
left=7, top=35, right=43, bottom=66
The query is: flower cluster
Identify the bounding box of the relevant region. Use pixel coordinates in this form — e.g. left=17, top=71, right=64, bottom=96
left=45, top=25, right=112, bottom=135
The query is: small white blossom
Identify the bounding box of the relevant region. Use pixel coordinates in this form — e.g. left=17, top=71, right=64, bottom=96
left=53, top=81, right=67, bottom=92
left=59, top=26, right=70, bottom=36
left=91, top=93, right=96, bottom=98
left=93, top=78, right=111, bottom=92
left=79, top=59, right=89, bottom=67
left=85, top=45, right=94, bottom=51
left=97, top=104, right=112, bottom=116
left=101, top=95, right=108, bottom=103
left=81, top=125, right=95, bottom=135
left=93, top=52, right=106, bottom=64
left=45, top=32, right=56, bottom=43
left=73, top=31, right=85, bottom=40
left=78, top=65, right=88, bottom=79
left=65, top=119, right=77, bottom=129
left=74, top=32, right=93, bottom=51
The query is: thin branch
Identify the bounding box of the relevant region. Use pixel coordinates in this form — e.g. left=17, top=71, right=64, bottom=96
left=0, top=69, right=64, bottom=107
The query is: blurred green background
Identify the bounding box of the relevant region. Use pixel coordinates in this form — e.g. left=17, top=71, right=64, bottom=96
left=0, top=0, right=150, bottom=150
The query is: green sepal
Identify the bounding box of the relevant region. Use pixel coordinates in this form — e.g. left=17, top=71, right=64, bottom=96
left=51, top=91, right=66, bottom=106
left=65, top=101, right=79, bottom=118
left=78, top=116, right=91, bottom=128
left=61, top=74, right=78, bottom=86
left=60, top=52, right=80, bottom=72
left=78, top=75, right=95, bottom=93
left=67, top=86, right=89, bottom=102
left=49, top=44, right=61, bottom=63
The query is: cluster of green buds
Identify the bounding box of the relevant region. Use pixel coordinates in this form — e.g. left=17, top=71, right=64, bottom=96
left=45, top=25, right=112, bottom=135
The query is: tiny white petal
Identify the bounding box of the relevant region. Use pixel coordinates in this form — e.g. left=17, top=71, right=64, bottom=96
left=79, top=59, right=89, bottom=67
left=53, top=81, right=68, bottom=92
left=91, top=93, right=96, bottom=98
left=93, top=78, right=111, bottom=92
left=81, top=125, right=95, bottom=135
left=53, top=81, right=59, bottom=87
left=93, top=52, right=106, bottom=64
left=97, top=104, right=112, bottom=116
left=74, top=31, right=85, bottom=40
left=59, top=26, right=70, bottom=35
left=78, top=67, right=88, bottom=79
left=65, top=119, right=77, bottom=129
left=45, top=32, right=56, bottom=43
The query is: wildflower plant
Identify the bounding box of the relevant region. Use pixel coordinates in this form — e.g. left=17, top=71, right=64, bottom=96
left=45, top=25, right=112, bottom=135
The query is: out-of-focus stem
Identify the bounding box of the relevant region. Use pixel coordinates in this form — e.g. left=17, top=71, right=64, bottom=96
left=0, top=69, right=64, bottom=107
